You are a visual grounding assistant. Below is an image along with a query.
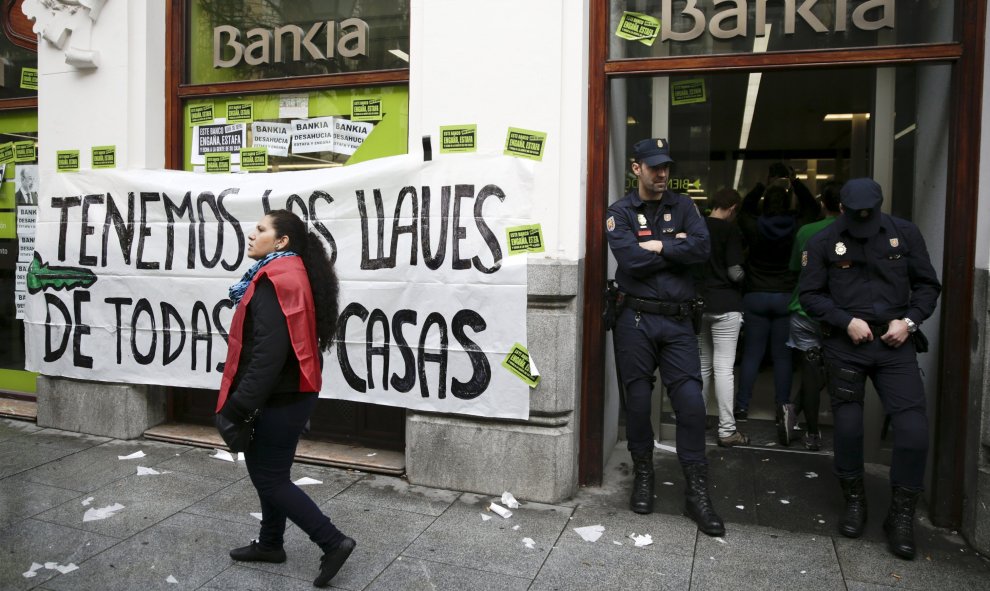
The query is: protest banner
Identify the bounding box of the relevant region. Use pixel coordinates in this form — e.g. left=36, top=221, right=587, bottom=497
left=24, top=154, right=535, bottom=419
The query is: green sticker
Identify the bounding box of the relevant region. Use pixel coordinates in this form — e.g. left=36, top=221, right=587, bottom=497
left=14, top=141, right=36, bottom=163
left=0, top=212, right=14, bottom=239
left=501, top=343, right=540, bottom=388
left=226, top=101, right=253, bottom=123
left=239, top=147, right=268, bottom=172
left=205, top=152, right=231, bottom=173
left=504, top=127, right=547, bottom=161
left=20, top=68, right=38, bottom=90
left=56, top=150, right=80, bottom=172
left=188, top=103, right=215, bottom=126
left=0, top=143, right=13, bottom=165
left=92, top=145, right=116, bottom=169
left=352, top=98, right=382, bottom=121
left=615, top=11, right=661, bottom=46
left=439, top=125, right=477, bottom=154
left=506, top=224, right=545, bottom=255
left=671, top=78, right=707, bottom=106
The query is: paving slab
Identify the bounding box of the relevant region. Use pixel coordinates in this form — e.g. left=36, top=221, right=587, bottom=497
left=563, top=504, right=698, bottom=557
left=0, top=417, right=43, bottom=441
left=200, top=564, right=321, bottom=590
left=0, top=439, right=82, bottom=479
left=42, top=512, right=254, bottom=591
left=366, top=556, right=531, bottom=591
left=836, top=534, right=990, bottom=590
left=403, top=492, right=573, bottom=579
left=240, top=497, right=438, bottom=591
left=690, top=522, right=845, bottom=590
left=0, top=476, right=82, bottom=529
left=0, top=518, right=119, bottom=591
left=153, top=446, right=251, bottom=482
left=34, top=467, right=229, bottom=539
left=18, top=438, right=186, bottom=493
left=334, top=474, right=461, bottom=516
left=14, top=427, right=110, bottom=451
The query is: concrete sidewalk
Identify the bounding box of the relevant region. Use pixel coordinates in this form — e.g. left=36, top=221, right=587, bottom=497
left=1, top=416, right=988, bottom=591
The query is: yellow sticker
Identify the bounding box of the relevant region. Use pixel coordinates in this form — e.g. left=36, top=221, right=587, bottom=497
left=501, top=343, right=540, bottom=388
left=506, top=224, right=545, bottom=255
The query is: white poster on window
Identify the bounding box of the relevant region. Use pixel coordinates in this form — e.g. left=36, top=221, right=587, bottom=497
left=291, top=117, right=335, bottom=154
left=192, top=124, right=247, bottom=165
left=24, top=154, right=536, bottom=420
left=333, top=119, right=374, bottom=156
left=251, top=122, right=292, bottom=157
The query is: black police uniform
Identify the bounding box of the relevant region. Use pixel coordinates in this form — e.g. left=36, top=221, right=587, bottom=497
left=606, top=187, right=711, bottom=463
left=799, top=208, right=940, bottom=489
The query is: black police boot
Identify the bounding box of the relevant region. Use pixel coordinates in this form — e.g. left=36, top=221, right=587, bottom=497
left=883, top=487, right=920, bottom=560
left=837, top=477, right=868, bottom=538
left=314, top=536, right=356, bottom=587
left=629, top=451, right=655, bottom=514
left=229, top=539, right=286, bottom=563
left=683, top=463, right=725, bottom=536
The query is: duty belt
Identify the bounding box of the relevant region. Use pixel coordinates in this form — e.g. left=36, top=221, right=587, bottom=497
left=624, top=296, right=692, bottom=318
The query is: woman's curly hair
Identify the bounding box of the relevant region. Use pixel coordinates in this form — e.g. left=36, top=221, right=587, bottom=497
left=266, top=209, right=339, bottom=352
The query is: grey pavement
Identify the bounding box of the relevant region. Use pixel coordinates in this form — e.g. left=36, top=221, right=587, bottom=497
left=1, top=416, right=988, bottom=590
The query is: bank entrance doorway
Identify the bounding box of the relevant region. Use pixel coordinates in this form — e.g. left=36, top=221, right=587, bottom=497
left=602, top=64, right=949, bottom=469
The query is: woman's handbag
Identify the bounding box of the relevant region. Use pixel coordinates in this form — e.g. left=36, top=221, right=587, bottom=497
left=214, top=408, right=260, bottom=453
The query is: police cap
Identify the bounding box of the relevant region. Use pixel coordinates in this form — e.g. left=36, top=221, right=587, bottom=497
left=840, top=178, right=883, bottom=238
left=633, top=138, right=674, bottom=167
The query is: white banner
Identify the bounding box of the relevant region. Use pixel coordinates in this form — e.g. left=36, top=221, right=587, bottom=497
left=24, top=154, right=535, bottom=419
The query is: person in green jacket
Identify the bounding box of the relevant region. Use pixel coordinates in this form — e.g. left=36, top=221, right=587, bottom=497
left=787, top=181, right=843, bottom=450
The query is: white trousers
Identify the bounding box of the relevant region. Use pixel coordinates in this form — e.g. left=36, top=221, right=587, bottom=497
left=698, top=311, right=743, bottom=438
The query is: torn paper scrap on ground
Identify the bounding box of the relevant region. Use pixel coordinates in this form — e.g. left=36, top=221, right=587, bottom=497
left=653, top=441, right=677, bottom=454
left=166, top=575, right=178, bottom=584
left=211, top=449, right=236, bottom=462
left=83, top=503, right=125, bottom=522
left=81, top=497, right=94, bottom=506
left=366, top=453, right=377, bottom=457
left=294, top=477, right=323, bottom=486
left=573, top=525, right=605, bottom=542
left=522, top=537, right=536, bottom=549
left=117, top=451, right=146, bottom=460
left=736, top=505, right=745, bottom=510
left=136, top=466, right=161, bottom=476
left=250, top=513, right=262, bottom=520
left=780, top=499, right=791, bottom=504
left=53, top=563, right=78, bottom=574
left=500, top=491, right=520, bottom=509
left=805, top=472, right=819, bottom=479
left=22, top=563, right=43, bottom=578
left=488, top=502, right=512, bottom=518
left=512, top=525, right=520, bottom=531
left=480, top=513, right=492, bottom=521
left=629, top=533, right=653, bottom=547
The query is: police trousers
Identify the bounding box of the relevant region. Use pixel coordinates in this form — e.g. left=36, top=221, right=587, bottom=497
left=614, top=307, right=707, bottom=464
left=822, top=333, right=929, bottom=490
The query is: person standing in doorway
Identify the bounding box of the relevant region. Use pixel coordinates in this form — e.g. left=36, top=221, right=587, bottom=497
left=605, top=138, right=724, bottom=536
left=216, top=210, right=356, bottom=586
left=697, top=187, right=748, bottom=448
left=787, top=181, right=843, bottom=451
left=799, top=179, right=941, bottom=560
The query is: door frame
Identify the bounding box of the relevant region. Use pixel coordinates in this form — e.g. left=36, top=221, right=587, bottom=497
left=578, top=0, right=986, bottom=529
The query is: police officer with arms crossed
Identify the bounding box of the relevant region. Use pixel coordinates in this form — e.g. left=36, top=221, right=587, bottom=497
left=605, top=138, right=724, bottom=536
left=798, top=178, right=941, bottom=559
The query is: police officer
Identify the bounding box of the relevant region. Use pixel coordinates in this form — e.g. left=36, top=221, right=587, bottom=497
left=605, top=138, right=724, bottom=536
left=798, top=178, right=941, bottom=559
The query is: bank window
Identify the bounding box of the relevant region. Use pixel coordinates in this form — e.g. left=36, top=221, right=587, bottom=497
left=177, top=0, right=410, bottom=172
left=609, top=1, right=956, bottom=59
left=0, top=109, right=38, bottom=394
left=182, top=86, right=408, bottom=171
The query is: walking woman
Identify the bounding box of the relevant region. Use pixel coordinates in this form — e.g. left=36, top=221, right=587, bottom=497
left=215, top=209, right=354, bottom=587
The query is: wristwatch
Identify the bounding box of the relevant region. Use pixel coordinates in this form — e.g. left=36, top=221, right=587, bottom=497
left=902, top=317, right=918, bottom=333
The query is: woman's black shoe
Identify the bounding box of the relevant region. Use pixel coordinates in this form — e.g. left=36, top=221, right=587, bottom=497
left=229, top=540, right=286, bottom=563
left=314, top=537, right=356, bottom=587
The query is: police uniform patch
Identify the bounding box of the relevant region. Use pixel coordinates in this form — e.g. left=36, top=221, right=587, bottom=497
left=835, top=242, right=847, bottom=256
left=663, top=213, right=672, bottom=222
left=801, top=250, right=808, bottom=267
left=637, top=213, right=648, bottom=226
left=606, top=216, right=615, bottom=232
left=890, top=238, right=899, bottom=248
left=657, top=139, right=665, bottom=149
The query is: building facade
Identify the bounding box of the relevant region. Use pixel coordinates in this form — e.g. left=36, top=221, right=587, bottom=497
left=1, top=0, right=989, bottom=556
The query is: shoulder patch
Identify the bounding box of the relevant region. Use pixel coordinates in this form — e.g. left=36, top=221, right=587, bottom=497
left=606, top=216, right=615, bottom=232
left=801, top=250, right=808, bottom=267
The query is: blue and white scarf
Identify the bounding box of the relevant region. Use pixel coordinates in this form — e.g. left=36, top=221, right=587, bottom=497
left=228, top=250, right=298, bottom=306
